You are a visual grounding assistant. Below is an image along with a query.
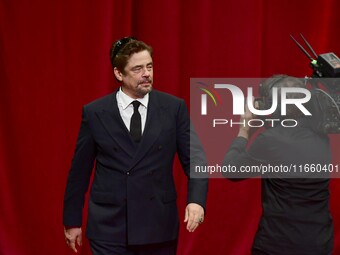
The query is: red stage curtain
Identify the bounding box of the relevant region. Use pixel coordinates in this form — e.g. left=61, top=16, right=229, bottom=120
left=1, top=0, right=340, bottom=254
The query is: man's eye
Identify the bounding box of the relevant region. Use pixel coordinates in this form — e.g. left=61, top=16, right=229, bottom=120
left=132, top=67, right=142, bottom=72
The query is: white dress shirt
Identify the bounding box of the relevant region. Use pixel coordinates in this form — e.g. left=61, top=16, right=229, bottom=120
left=116, top=87, right=148, bottom=133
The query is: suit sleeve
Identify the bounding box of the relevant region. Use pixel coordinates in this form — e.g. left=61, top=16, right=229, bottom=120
left=222, top=135, right=268, bottom=180
left=63, top=106, right=96, bottom=227
left=176, top=100, right=208, bottom=209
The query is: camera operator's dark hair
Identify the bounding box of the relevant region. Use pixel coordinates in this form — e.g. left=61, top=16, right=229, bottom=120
left=110, top=37, right=153, bottom=74
left=261, top=75, right=306, bottom=119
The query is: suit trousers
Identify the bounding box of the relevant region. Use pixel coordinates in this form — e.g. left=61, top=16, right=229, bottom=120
left=89, top=239, right=177, bottom=255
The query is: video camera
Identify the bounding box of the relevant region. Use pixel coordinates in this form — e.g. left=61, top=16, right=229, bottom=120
left=257, top=34, right=340, bottom=134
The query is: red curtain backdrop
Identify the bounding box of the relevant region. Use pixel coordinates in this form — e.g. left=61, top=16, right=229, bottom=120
left=1, top=0, right=340, bottom=254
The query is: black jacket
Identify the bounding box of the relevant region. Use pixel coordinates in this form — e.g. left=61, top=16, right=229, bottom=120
left=63, top=89, right=208, bottom=244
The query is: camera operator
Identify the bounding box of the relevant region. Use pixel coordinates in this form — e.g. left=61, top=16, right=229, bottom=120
left=222, top=75, right=333, bottom=255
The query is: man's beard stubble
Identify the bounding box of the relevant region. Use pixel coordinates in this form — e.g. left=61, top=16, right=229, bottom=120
left=136, top=78, right=153, bottom=97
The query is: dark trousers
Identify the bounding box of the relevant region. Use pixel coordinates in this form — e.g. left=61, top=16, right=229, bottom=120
left=89, top=239, right=177, bottom=255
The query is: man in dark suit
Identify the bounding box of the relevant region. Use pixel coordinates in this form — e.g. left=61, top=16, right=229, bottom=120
left=63, top=37, right=208, bottom=255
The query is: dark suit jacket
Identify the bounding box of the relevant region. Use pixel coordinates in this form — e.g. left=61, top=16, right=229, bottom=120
left=63, top=89, right=208, bottom=245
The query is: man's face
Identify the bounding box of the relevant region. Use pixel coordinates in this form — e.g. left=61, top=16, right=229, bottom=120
left=114, top=50, right=153, bottom=99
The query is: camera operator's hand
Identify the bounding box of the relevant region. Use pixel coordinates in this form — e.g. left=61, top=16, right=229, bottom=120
left=238, top=98, right=258, bottom=140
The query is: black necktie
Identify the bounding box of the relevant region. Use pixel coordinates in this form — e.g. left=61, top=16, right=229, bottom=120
left=130, top=101, right=142, bottom=143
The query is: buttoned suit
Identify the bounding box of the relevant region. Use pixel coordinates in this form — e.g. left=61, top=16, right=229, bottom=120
left=63, top=89, right=208, bottom=245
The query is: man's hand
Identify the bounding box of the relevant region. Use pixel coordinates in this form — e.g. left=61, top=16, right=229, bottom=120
left=184, top=203, right=205, bottom=232
left=64, top=227, right=82, bottom=253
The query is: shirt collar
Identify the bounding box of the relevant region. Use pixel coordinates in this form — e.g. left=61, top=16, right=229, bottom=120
left=118, top=87, right=149, bottom=110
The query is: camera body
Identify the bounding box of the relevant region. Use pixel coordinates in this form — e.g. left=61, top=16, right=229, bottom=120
left=255, top=53, right=340, bottom=133
left=308, top=78, right=340, bottom=133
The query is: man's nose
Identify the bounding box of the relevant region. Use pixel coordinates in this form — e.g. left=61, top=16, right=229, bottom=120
left=142, top=67, right=151, bottom=77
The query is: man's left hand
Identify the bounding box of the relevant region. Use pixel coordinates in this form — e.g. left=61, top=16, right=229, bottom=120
left=184, top=203, right=205, bottom=232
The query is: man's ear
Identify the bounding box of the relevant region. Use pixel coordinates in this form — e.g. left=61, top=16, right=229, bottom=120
left=114, top=67, right=123, bottom=82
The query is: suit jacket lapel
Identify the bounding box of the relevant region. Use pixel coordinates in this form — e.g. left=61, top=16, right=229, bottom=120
left=128, top=91, right=162, bottom=170
left=95, top=91, right=137, bottom=158
left=95, top=90, right=162, bottom=169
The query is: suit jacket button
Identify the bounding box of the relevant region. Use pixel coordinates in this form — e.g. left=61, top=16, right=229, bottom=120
left=127, top=171, right=130, bottom=175
left=158, top=145, right=163, bottom=150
